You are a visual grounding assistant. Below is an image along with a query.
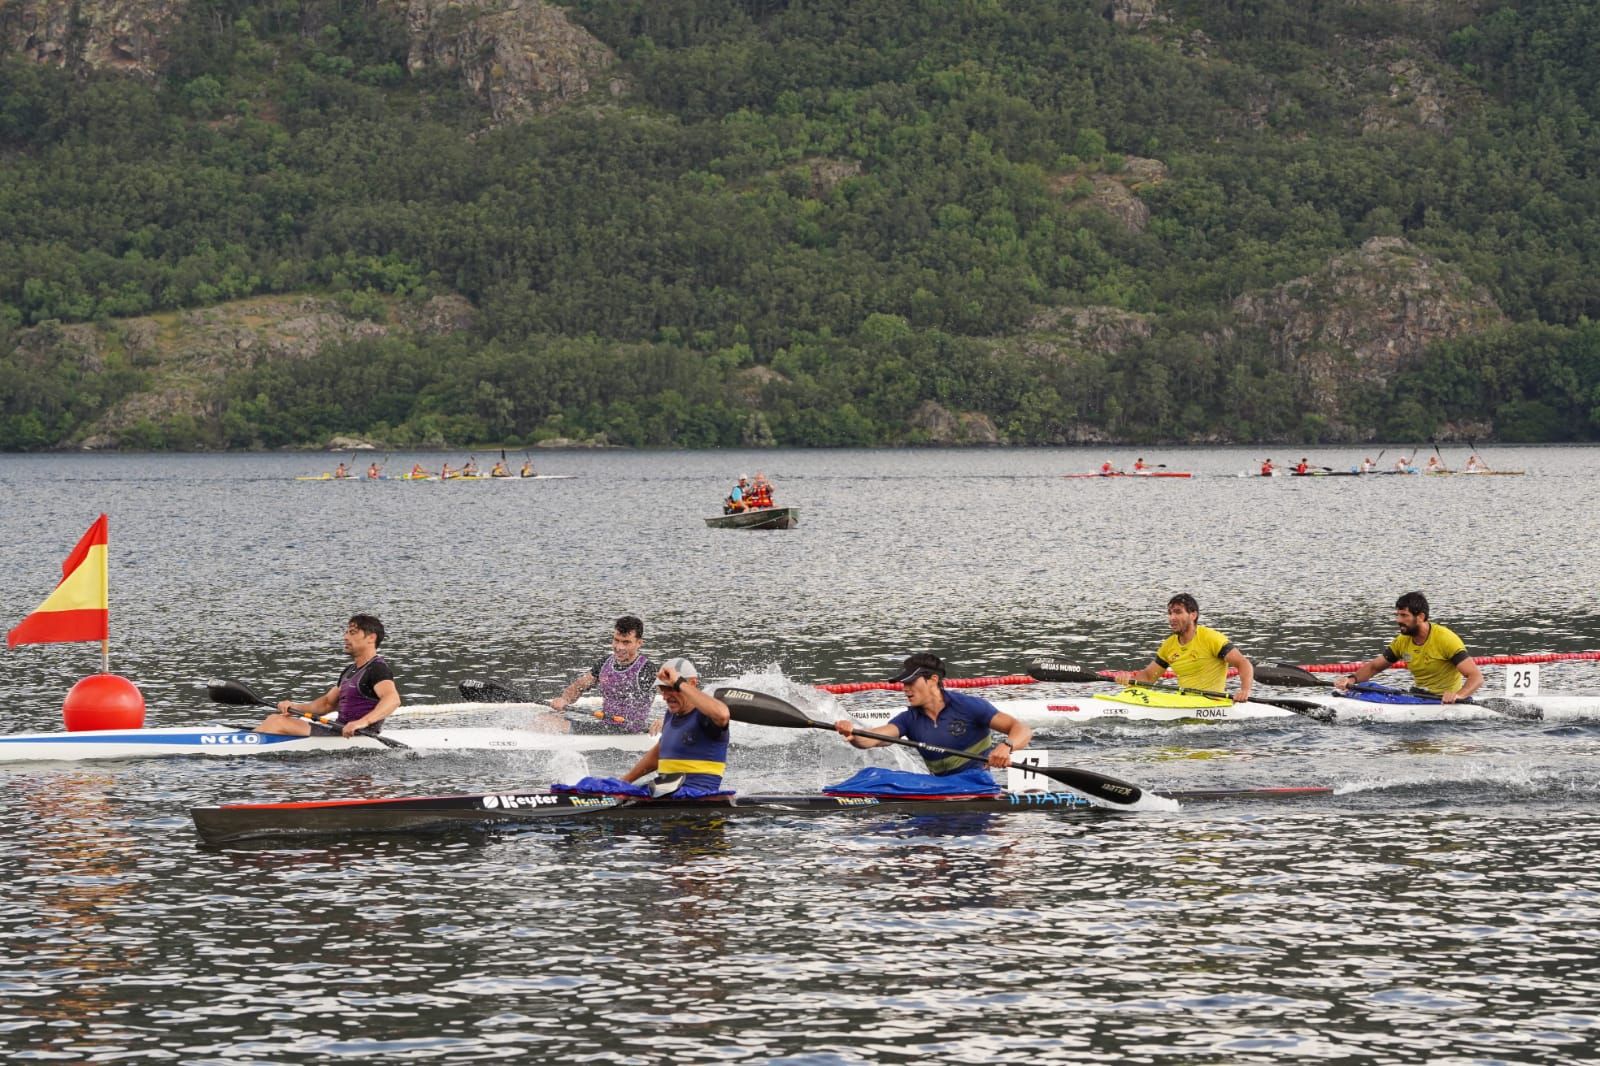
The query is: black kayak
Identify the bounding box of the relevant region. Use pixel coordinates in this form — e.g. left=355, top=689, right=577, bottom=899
left=192, top=785, right=1334, bottom=845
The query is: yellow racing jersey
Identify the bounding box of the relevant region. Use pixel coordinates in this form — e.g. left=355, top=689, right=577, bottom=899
left=1155, top=625, right=1237, bottom=693
left=1385, top=622, right=1470, bottom=694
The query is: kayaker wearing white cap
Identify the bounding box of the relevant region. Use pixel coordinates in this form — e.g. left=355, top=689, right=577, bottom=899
left=620, top=659, right=731, bottom=792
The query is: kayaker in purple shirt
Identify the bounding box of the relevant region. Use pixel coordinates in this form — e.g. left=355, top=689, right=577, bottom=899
left=256, top=614, right=401, bottom=738
left=550, top=615, right=657, bottom=733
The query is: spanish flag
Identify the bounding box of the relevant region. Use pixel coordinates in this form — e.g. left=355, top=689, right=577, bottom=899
left=7, top=515, right=110, bottom=647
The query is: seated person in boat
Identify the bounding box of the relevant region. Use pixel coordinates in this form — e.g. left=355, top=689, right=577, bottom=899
left=1260, top=458, right=1275, bottom=476
left=1133, top=457, right=1148, bottom=472
left=366, top=462, right=381, bottom=479
left=490, top=460, right=510, bottom=477
left=333, top=462, right=350, bottom=479
left=1394, top=455, right=1415, bottom=472
left=520, top=460, right=534, bottom=477
left=1465, top=454, right=1488, bottom=472
left=550, top=615, right=657, bottom=733
left=441, top=462, right=456, bottom=479
left=1114, top=593, right=1255, bottom=703
left=833, top=654, right=1030, bottom=774
left=461, top=458, right=479, bottom=477
left=410, top=463, right=428, bottom=478
left=1100, top=460, right=1118, bottom=475
left=1425, top=455, right=1447, bottom=473
left=1359, top=456, right=1377, bottom=473
left=724, top=475, right=750, bottom=513
left=1295, top=458, right=1310, bottom=474
left=256, top=615, right=400, bottom=737
left=620, top=659, right=731, bottom=792
left=1333, top=591, right=1484, bottom=704
left=747, top=472, right=774, bottom=508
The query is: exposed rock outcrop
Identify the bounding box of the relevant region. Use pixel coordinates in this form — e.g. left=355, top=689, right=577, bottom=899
left=1, top=0, right=618, bottom=124
left=55, top=294, right=476, bottom=445
left=0, top=0, right=180, bottom=76
left=400, top=0, right=621, bottom=124
left=1232, top=235, right=1504, bottom=414
left=909, top=401, right=1000, bottom=445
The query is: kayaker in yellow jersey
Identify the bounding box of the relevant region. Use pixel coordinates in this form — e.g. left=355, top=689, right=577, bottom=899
left=1334, top=591, right=1484, bottom=703
left=490, top=460, right=510, bottom=477
left=520, top=460, right=534, bottom=477
left=1114, top=593, right=1255, bottom=702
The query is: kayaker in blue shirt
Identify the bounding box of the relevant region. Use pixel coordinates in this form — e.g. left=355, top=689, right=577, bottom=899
left=833, top=654, right=1031, bottom=774
left=621, top=658, right=731, bottom=793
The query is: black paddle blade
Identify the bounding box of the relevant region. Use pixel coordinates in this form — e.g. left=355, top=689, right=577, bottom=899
left=1026, top=659, right=1106, bottom=683
left=714, top=687, right=825, bottom=730
left=206, top=679, right=270, bottom=707
left=458, top=679, right=529, bottom=703
left=1042, top=765, right=1147, bottom=805
left=1253, top=663, right=1328, bottom=688
left=1472, top=697, right=1543, bottom=722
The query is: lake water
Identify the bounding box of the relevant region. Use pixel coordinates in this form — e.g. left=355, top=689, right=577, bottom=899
left=0, top=446, right=1597, bottom=1063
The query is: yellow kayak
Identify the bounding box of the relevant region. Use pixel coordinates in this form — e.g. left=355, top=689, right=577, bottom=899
left=1093, top=687, right=1232, bottom=710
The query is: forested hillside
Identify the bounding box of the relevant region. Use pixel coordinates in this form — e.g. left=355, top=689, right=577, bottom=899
left=2, top=0, right=1599, bottom=448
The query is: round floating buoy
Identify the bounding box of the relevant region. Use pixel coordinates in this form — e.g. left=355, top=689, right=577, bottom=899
left=62, top=674, right=146, bottom=732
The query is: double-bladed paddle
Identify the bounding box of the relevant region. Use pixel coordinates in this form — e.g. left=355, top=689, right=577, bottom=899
left=205, top=678, right=410, bottom=748
left=457, top=679, right=633, bottom=726
left=1023, top=660, right=1337, bottom=722
left=1245, top=663, right=1541, bottom=721
left=712, top=686, right=1176, bottom=812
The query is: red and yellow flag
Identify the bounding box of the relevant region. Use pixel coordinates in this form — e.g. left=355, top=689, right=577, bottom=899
left=7, top=515, right=110, bottom=647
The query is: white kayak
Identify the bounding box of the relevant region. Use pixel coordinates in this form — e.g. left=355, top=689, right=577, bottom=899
left=0, top=725, right=657, bottom=764
left=958, top=691, right=1600, bottom=725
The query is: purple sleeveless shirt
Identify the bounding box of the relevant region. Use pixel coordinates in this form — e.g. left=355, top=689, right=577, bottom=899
left=336, top=656, right=391, bottom=724
left=596, top=654, right=655, bottom=732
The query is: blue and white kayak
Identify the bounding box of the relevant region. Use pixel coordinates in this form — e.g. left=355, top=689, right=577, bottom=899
left=0, top=725, right=656, bottom=764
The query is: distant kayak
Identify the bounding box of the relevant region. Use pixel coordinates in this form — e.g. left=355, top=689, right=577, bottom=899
left=1063, top=471, right=1192, bottom=479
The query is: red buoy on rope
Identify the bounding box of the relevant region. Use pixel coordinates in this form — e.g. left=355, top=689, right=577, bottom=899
left=62, top=674, right=145, bottom=732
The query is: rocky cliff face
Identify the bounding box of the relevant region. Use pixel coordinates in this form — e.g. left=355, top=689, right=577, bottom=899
left=0, top=0, right=180, bottom=75
left=399, top=0, right=621, bottom=124
left=38, top=294, right=477, bottom=447
left=1232, top=235, right=1504, bottom=420
left=0, top=0, right=618, bottom=122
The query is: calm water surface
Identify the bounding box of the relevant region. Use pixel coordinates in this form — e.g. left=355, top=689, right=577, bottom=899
left=1, top=446, right=1598, bottom=1063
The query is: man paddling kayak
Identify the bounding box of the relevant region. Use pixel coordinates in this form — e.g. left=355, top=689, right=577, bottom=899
left=1114, top=593, right=1255, bottom=703
left=1334, top=591, right=1484, bottom=703
left=550, top=615, right=656, bottom=732
left=619, top=659, right=731, bottom=792
left=256, top=614, right=400, bottom=737
left=833, top=654, right=1031, bottom=774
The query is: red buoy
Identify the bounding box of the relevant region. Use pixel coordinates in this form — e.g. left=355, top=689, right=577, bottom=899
left=62, top=674, right=146, bottom=732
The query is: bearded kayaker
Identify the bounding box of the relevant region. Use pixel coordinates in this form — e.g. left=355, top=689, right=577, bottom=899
left=1114, top=593, right=1255, bottom=703
left=550, top=615, right=657, bottom=732
left=1334, top=591, right=1484, bottom=703
left=620, top=659, right=731, bottom=792
left=833, top=654, right=1031, bottom=774
left=256, top=615, right=400, bottom=737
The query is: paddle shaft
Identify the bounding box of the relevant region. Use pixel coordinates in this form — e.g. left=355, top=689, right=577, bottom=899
left=842, top=721, right=1147, bottom=805
left=714, top=687, right=1152, bottom=808
left=206, top=679, right=407, bottom=747
left=1027, top=660, right=1333, bottom=721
